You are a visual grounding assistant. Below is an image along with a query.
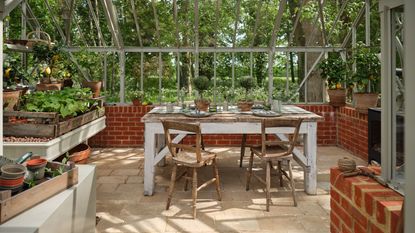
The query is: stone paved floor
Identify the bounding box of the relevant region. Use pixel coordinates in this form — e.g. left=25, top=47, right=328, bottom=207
left=92, top=146, right=365, bottom=233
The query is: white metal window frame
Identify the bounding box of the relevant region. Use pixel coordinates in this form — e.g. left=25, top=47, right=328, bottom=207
left=404, top=0, right=415, bottom=231
left=380, top=0, right=404, bottom=192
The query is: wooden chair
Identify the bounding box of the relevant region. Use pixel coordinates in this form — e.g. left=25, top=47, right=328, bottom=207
left=245, top=118, right=303, bottom=211
left=162, top=120, right=222, bottom=219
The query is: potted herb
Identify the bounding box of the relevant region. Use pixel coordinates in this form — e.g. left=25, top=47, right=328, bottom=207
left=193, top=76, right=211, bottom=111
left=351, top=43, right=381, bottom=113
left=82, top=78, right=102, bottom=98
left=129, top=90, right=145, bottom=106
left=237, top=76, right=255, bottom=111
left=319, top=55, right=347, bottom=107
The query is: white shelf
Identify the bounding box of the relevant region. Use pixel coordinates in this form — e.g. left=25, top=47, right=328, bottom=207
left=3, top=117, right=106, bottom=161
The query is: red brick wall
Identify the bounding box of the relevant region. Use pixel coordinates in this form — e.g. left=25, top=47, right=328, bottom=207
left=89, top=104, right=368, bottom=161
left=330, top=167, right=403, bottom=233
left=337, top=107, right=369, bottom=161
left=297, top=104, right=337, bottom=145
left=88, top=105, right=152, bottom=147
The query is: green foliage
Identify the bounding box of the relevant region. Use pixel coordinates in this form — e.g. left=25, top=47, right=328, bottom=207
left=3, top=54, right=29, bottom=88
left=272, top=82, right=300, bottom=103
left=22, top=88, right=96, bottom=118
left=351, top=43, right=381, bottom=93
left=193, top=76, right=211, bottom=99
left=319, top=55, right=347, bottom=89
left=32, top=44, right=60, bottom=65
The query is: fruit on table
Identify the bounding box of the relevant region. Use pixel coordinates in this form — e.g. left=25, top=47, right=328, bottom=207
left=336, top=83, right=342, bottom=89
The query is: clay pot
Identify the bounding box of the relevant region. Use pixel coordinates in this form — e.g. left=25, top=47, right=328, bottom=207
left=68, top=143, right=91, bottom=164
left=36, top=83, right=62, bottom=91
left=194, top=99, right=210, bottom=112
left=82, top=81, right=102, bottom=98
left=327, top=89, right=346, bottom=107
left=0, top=176, right=24, bottom=187
left=237, top=101, right=254, bottom=112
left=3, top=90, right=22, bottom=111
left=62, top=78, right=74, bottom=88
left=0, top=164, right=26, bottom=179
left=26, top=158, right=48, bottom=180
left=353, top=93, right=379, bottom=114
left=132, top=99, right=141, bottom=106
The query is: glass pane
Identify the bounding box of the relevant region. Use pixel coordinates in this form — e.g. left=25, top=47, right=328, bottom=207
left=391, top=6, right=405, bottom=191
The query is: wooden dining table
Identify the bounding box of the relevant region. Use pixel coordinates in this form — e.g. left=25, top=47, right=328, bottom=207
left=141, top=105, right=323, bottom=196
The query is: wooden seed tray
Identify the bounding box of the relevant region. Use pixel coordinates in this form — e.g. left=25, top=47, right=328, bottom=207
left=0, top=162, right=78, bottom=223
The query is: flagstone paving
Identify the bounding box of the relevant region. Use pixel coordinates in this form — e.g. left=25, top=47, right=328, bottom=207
left=92, top=146, right=365, bottom=233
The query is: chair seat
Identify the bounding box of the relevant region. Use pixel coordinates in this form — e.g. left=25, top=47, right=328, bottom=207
left=172, top=150, right=216, bottom=167
left=251, top=145, right=292, bottom=160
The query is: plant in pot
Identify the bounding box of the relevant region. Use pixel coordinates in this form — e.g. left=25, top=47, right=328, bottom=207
left=237, top=76, right=255, bottom=111
left=193, top=76, right=211, bottom=112
left=2, top=55, right=30, bottom=110
left=319, top=55, right=347, bottom=107
left=351, top=43, right=381, bottom=113
left=129, top=90, right=145, bottom=106
left=33, top=43, right=63, bottom=91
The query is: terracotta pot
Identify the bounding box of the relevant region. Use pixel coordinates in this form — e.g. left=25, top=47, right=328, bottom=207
left=0, top=176, right=24, bottom=187
left=132, top=99, right=141, bottom=106
left=194, top=99, right=210, bottom=112
left=82, top=81, right=102, bottom=98
left=27, top=158, right=48, bottom=180
left=237, top=101, right=254, bottom=112
left=327, top=89, right=346, bottom=107
left=353, top=93, right=379, bottom=114
left=3, top=90, right=21, bottom=111
left=0, top=164, right=26, bottom=179
left=68, top=143, right=91, bottom=164
left=36, top=83, right=62, bottom=91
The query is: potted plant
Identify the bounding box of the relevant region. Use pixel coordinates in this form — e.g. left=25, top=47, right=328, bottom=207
left=2, top=55, right=29, bottom=111
left=319, top=55, right=347, bottom=107
left=33, top=44, right=63, bottom=91
left=193, top=76, right=211, bottom=111
left=129, top=90, right=145, bottom=106
left=237, top=76, right=255, bottom=111
left=351, top=43, right=381, bottom=113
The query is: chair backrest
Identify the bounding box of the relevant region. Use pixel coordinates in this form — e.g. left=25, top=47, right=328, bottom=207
left=162, top=120, right=203, bottom=162
left=260, top=118, right=303, bottom=157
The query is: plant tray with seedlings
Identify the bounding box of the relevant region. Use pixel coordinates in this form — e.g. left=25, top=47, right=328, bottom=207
left=3, top=107, right=105, bottom=138
left=0, top=161, right=78, bottom=223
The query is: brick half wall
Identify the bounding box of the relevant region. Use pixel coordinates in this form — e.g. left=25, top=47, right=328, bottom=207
left=89, top=104, right=368, bottom=160
left=330, top=167, right=403, bottom=233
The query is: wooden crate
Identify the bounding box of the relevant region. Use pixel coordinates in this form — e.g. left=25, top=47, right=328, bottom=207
left=0, top=162, right=78, bottom=223
left=3, top=108, right=105, bottom=138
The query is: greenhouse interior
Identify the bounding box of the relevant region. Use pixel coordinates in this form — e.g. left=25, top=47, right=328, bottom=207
left=0, top=0, right=414, bottom=232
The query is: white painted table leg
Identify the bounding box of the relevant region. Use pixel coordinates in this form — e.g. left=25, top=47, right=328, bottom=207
left=304, top=122, right=317, bottom=195
left=144, top=124, right=156, bottom=196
